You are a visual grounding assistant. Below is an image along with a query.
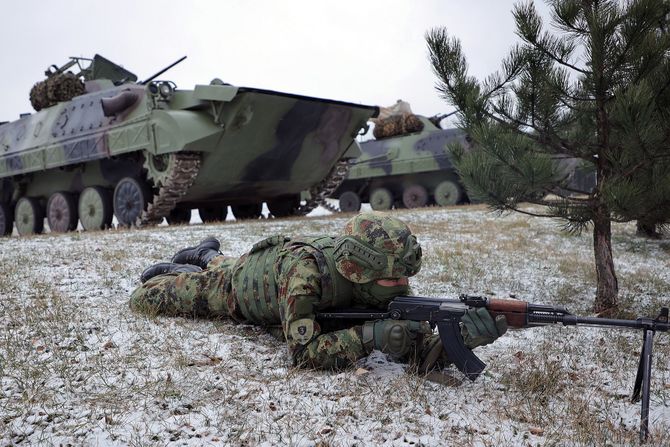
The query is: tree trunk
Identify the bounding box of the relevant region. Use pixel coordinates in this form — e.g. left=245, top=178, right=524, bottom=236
left=592, top=213, right=618, bottom=315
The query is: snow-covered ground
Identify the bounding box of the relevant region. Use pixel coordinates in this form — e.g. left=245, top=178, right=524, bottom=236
left=1, top=204, right=669, bottom=446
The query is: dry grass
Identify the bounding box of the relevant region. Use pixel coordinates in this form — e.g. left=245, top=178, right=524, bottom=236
left=1, top=205, right=669, bottom=446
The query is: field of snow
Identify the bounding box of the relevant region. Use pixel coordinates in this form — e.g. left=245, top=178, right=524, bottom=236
left=1, top=204, right=669, bottom=446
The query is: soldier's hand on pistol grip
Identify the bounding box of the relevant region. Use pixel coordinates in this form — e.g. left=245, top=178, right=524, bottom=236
left=460, top=307, right=508, bottom=349
left=362, top=320, right=432, bottom=359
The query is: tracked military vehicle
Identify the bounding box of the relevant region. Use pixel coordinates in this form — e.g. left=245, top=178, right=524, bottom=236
left=331, top=107, right=596, bottom=212
left=0, top=55, right=376, bottom=236
left=332, top=112, right=471, bottom=212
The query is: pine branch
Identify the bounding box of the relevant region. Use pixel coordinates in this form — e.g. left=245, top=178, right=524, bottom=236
left=550, top=0, right=589, bottom=34
left=496, top=204, right=586, bottom=221
left=483, top=101, right=595, bottom=159
left=489, top=102, right=533, bottom=129
left=613, top=154, right=670, bottom=183
left=482, top=47, right=527, bottom=101
left=653, top=76, right=670, bottom=105
left=514, top=2, right=589, bottom=75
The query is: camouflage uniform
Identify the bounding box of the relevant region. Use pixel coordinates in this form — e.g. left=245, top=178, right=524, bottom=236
left=130, top=213, right=423, bottom=369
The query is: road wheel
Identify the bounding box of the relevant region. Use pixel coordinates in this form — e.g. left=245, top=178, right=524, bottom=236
left=402, top=184, right=428, bottom=209
left=231, top=203, right=262, bottom=220
left=47, top=192, right=78, bottom=233
left=198, top=206, right=228, bottom=223
left=267, top=196, right=300, bottom=218
left=78, top=186, right=113, bottom=231
left=113, top=177, right=150, bottom=227
left=0, top=202, right=14, bottom=236
left=369, top=188, right=393, bottom=211
left=166, top=208, right=191, bottom=225
left=15, top=197, right=44, bottom=236
left=433, top=180, right=462, bottom=206
left=338, top=191, right=361, bottom=212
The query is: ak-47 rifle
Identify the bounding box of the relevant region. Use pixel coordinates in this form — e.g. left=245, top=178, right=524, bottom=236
left=317, top=295, right=669, bottom=443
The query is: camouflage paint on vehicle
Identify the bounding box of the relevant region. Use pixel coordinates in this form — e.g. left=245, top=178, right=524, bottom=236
left=331, top=114, right=596, bottom=212
left=332, top=115, right=472, bottom=212
left=0, top=55, right=377, bottom=236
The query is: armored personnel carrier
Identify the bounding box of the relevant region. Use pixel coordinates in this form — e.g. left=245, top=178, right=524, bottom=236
left=332, top=110, right=471, bottom=212
left=0, top=55, right=376, bottom=236
left=331, top=106, right=596, bottom=212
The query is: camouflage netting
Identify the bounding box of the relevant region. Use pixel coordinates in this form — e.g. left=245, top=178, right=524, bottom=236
left=29, top=72, right=85, bottom=111
left=372, top=113, right=424, bottom=140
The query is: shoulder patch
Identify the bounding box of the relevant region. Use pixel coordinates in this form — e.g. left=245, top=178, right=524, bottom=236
left=289, top=318, right=314, bottom=345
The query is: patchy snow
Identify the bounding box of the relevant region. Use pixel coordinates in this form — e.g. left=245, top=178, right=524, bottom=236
left=1, top=204, right=669, bottom=446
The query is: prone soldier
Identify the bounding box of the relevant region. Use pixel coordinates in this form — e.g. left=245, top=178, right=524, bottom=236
left=129, top=212, right=507, bottom=371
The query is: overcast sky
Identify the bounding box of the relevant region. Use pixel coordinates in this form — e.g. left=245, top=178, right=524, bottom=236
left=1, top=0, right=551, bottom=125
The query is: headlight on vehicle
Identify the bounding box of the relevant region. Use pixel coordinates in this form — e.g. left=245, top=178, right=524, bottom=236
left=158, top=82, right=173, bottom=99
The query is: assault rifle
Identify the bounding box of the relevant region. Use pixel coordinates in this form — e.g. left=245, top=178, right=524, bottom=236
left=316, top=295, right=669, bottom=443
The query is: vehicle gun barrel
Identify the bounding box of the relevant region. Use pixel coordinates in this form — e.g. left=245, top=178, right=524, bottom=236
left=140, top=56, right=187, bottom=85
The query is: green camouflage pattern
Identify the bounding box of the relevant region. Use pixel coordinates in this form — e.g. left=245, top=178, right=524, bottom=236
left=129, top=256, right=238, bottom=317
left=334, top=212, right=422, bottom=283
left=294, top=326, right=365, bottom=369
left=333, top=115, right=596, bottom=211
left=351, top=281, right=409, bottom=308
left=0, top=54, right=377, bottom=234
left=130, top=236, right=370, bottom=369
left=333, top=116, right=472, bottom=210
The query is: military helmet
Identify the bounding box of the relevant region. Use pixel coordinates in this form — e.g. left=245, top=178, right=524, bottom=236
left=334, top=212, right=422, bottom=283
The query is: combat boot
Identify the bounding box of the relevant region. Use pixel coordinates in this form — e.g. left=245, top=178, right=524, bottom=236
left=140, top=262, right=203, bottom=283
left=170, top=236, right=222, bottom=268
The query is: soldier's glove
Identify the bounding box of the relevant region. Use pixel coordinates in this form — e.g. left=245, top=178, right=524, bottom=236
left=362, top=319, right=432, bottom=359
left=460, top=307, right=508, bottom=349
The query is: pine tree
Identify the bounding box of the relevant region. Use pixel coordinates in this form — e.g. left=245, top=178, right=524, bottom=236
left=426, top=0, right=670, bottom=313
